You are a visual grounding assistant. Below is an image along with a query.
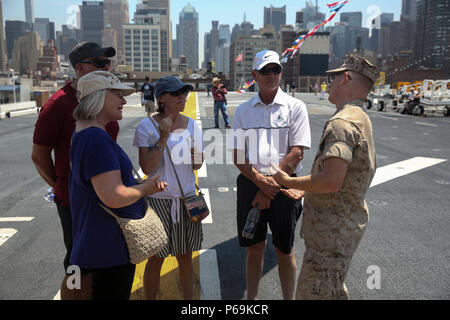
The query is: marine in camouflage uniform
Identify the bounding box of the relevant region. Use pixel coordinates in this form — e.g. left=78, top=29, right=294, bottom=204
left=272, top=54, right=380, bottom=300
left=296, top=100, right=377, bottom=299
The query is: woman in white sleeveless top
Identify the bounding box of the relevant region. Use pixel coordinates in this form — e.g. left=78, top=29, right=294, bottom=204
left=133, top=76, right=204, bottom=300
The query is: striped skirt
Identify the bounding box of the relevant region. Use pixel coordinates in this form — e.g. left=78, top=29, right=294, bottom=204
left=147, top=197, right=203, bottom=258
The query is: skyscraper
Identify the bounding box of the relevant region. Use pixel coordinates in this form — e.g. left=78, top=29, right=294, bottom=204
left=415, top=0, right=449, bottom=73
left=401, top=0, right=417, bottom=20
left=229, top=30, right=278, bottom=90
left=400, top=0, right=417, bottom=52
left=263, top=5, right=286, bottom=33
left=303, top=1, right=325, bottom=31
left=134, top=0, right=171, bottom=72
left=370, top=13, right=393, bottom=52
left=33, top=18, right=54, bottom=44
left=340, top=12, right=362, bottom=28
left=103, top=0, right=129, bottom=64
left=230, top=16, right=257, bottom=44
left=5, top=20, right=32, bottom=59
left=0, top=0, right=7, bottom=71
left=215, top=24, right=231, bottom=74
left=176, top=4, right=199, bottom=70
left=102, top=25, right=117, bottom=67
left=24, top=0, right=34, bottom=25
left=12, top=31, right=43, bottom=74
left=295, top=11, right=304, bottom=31
left=79, top=1, right=104, bottom=45
left=123, top=23, right=161, bottom=72
left=218, top=25, right=230, bottom=45
left=203, top=20, right=220, bottom=68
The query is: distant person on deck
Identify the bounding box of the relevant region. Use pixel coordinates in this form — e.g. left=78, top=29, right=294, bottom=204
left=141, top=76, right=155, bottom=117
left=211, top=77, right=230, bottom=129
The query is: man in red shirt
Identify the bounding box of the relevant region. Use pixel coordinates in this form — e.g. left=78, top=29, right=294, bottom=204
left=211, top=77, right=230, bottom=128
left=31, top=42, right=120, bottom=300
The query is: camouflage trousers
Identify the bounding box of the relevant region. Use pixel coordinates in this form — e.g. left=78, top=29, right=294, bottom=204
left=295, top=247, right=353, bottom=300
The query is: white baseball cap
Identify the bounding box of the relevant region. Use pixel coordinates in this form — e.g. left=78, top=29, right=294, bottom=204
left=77, top=71, right=135, bottom=101
left=253, top=50, right=281, bottom=71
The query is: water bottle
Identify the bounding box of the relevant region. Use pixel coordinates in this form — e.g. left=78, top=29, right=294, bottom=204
left=242, top=206, right=260, bottom=239
left=43, top=187, right=55, bottom=203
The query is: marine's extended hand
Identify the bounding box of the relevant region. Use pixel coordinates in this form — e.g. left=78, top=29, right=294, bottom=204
left=270, top=163, right=292, bottom=187
left=280, top=189, right=305, bottom=200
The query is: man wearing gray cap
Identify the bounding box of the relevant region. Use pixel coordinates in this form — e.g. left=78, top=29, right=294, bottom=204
left=31, top=42, right=119, bottom=300
left=272, top=54, right=380, bottom=299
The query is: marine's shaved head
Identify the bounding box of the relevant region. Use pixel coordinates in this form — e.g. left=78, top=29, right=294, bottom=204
left=348, top=71, right=374, bottom=94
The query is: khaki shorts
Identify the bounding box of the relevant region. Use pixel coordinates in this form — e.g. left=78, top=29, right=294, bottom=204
left=144, top=100, right=156, bottom=113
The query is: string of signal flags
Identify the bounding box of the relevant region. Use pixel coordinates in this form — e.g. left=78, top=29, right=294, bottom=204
left=235, top=1, right=351, bottom=93
left=281, top=0, right=350, bottom=63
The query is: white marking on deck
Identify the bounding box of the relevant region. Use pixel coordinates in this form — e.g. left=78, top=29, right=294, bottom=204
left=370, top=157, right=447, bottom=188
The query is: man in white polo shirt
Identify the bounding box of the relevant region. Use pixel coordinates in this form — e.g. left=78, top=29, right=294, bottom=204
left=231, top=50, right=311, bottom=300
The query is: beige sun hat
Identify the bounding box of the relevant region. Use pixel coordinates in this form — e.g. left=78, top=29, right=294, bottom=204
left=211, top=77, right=221, bottom=84
left=77, top=71, right=135, bottom=101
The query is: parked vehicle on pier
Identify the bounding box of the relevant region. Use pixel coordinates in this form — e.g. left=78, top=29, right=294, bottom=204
left=415, top=80, right=450, bottom=117
left=366, top=85, right=396, bottom=112
left=367, top=80, right=449, bottom=117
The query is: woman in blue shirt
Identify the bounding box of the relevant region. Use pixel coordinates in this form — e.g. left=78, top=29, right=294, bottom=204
left=69, top=71, right=167, bottom=300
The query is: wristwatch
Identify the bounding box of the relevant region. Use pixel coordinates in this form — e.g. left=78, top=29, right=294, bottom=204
left=154, top=143, right=164, bottom=152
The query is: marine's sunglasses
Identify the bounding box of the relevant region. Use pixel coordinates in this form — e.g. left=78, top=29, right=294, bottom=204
left=328, top=72, right=352, bottom=83
left=80, top=58, right=112, bottom=68
left=258, top=64, right=282, bottom=75
left=167, top=89, right=190, bottom=97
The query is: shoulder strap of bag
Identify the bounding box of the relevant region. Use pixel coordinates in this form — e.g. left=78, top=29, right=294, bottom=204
left=98, top=202, right=120, bottom=220
left=98, top=151, right=148, bottom=219
left=148, top=116, right=191, bottom=198
left=132, top=166, right=144, bottom=183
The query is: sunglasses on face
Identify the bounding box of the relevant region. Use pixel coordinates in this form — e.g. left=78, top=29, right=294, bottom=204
left=258, top=65, right=282, bottom=76
left=328, top=72, right=352, bottom=83
left=167, top=90, right=189, bottom=97
left=81, top=58, right=112, bottom=68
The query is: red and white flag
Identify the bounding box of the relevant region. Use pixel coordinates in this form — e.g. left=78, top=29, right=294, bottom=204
left=235, top=53, right=243, bottom=62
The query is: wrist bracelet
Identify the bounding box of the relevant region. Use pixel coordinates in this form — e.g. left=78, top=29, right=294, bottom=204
left=149, top=143, right=164, bottom=152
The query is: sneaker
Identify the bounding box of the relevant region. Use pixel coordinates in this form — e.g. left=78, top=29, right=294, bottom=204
left=226, top=125, right=231, bottom=128
left=214, top=125, right=219, bottom=128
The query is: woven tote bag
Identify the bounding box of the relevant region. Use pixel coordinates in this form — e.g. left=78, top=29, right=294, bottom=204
left=99, top=197, right=168, bottom=264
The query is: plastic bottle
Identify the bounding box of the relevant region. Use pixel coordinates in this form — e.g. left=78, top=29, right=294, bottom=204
left=242, top=206, right=260, bottom=239
left=43, top=187, right=55, bottom=203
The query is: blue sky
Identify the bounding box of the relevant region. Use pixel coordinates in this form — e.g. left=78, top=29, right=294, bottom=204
left=2, top=0, right=402, bottom=62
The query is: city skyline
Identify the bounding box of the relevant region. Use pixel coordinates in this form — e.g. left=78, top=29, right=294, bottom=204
left=2, top=1, right=403, bottom=31
left=2, top=0, right=402, bottom=64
